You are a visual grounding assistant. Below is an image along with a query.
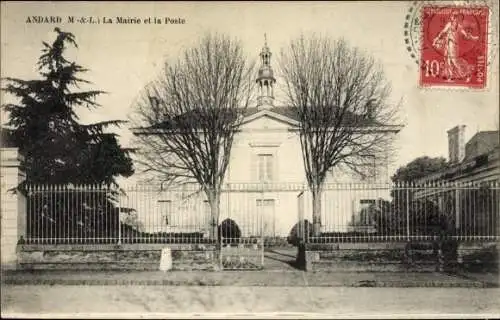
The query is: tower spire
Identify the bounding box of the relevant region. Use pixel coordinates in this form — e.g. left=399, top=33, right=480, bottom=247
left=256, top=34, right=275, bottom=109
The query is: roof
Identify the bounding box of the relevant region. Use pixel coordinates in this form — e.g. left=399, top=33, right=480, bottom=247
left=465, top=131, right=499, bottom=160
left=244, top=106, right=386, bottom=125
left=143, top=105, right=396, bottom=132
left=416, top=146, right=499, bottom=184
left=416, top=130, right=500, bottom=184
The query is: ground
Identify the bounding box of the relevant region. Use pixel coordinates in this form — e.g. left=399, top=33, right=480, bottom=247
left=2, top=285, right=500, bottom=317
left=2, top=247, right=499, bottom=317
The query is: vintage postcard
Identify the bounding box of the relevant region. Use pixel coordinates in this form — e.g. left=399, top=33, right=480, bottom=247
left=1, top=1, right=499, bottom=319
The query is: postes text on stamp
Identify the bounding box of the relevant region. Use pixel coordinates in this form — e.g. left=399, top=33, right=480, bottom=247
left=420, top=6, right=489, bottom=89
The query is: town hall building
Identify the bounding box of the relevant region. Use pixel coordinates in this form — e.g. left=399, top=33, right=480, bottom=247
left=131, top=39, right=402, bottom=238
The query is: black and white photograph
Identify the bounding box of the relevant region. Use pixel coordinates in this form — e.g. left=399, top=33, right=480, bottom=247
left=1, top=1, right=499, bottom=318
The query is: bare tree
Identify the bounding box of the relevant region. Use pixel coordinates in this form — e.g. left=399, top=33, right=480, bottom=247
left=279, top=35, right=400, bottom=236
left=132, top=33, right=254, bottom=241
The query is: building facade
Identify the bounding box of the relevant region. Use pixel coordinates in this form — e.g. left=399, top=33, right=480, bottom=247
left=131, top=40, right=402, bottom=237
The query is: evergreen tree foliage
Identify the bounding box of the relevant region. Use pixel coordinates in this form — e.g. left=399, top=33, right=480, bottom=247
left=2, top=28, right=133, bottom=186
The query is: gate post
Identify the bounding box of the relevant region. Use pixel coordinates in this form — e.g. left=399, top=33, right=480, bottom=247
left=1, top=148, right=26, bottom=270
left=297, top=190, right=305, bottom=242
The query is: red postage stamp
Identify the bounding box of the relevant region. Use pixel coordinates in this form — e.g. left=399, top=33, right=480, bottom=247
left=420, top=6, right=489, bottom=89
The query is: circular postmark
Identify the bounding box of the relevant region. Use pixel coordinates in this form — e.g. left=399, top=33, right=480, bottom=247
left=404, top=0, right=499, bottom=67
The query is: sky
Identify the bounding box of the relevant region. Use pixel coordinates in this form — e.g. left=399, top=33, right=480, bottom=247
left=1, top=1, right=499, bottom=184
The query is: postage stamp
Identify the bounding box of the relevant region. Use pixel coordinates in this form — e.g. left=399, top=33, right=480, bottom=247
left=419, top=5, right=489, bottom=89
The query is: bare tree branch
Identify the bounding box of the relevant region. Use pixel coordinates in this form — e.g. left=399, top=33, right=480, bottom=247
left=279, top=34, right=401, bottom=235
left=131, top=33, right=255, bottom=240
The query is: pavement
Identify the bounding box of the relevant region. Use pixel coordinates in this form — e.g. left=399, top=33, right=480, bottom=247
left=3, top=264, right=499, bottom=317
left=1, top=269, right=498, bottom=287
left=3, top=248, right=498, bottom=317
left=2, top=284, right=500, bottom=317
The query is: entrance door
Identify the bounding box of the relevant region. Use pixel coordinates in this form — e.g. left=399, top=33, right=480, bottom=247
left=257, top=199, right=275, bottom=237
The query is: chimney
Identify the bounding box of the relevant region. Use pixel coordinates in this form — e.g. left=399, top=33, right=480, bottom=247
left=447, top=125, right=466, bottom=164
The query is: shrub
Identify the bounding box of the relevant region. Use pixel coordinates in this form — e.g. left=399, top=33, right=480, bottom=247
left=26, top=189, right=120, bottom=242
left=218, top=218, right=241, bottom=244
left=287, top=219, right=312, bottom=246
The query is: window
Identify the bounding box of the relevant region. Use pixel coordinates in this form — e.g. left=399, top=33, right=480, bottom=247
left=358, top=199, right=376, bottom=225
left=362, top=155, right=377, bottom=182
left=158, top=200, right=173, bottom=226
left=258, top=154, right=274, bottom=182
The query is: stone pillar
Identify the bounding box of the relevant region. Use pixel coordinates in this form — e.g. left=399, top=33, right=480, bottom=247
left=447, top=125, right=466, bottom=164
left=1, top=148, right=26, bottom=270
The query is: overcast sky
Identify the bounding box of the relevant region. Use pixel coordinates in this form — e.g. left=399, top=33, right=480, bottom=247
left=1, top=1, right=498, bottom=183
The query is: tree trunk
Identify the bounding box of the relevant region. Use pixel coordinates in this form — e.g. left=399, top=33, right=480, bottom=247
left=207, top=190, right=221, bottom=243
left=312, top=188, right=322, bottom=237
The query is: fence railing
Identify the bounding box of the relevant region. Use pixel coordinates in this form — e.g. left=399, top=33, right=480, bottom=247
left=295, top=181, right=499, bottom=243
left=23, top=181, right=499, bottom=245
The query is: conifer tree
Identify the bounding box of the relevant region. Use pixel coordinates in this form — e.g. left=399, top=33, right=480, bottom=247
left=2, top=28, right=133, bottom=186
left=2, top=28, right=136, bottom=242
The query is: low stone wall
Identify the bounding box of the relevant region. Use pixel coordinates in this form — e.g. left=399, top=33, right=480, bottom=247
left=303, top=242, right=437, bottom=272
left=456, top=242, right=498, bottom=272
left=17, top=243, right=218, bottom=271
left=302, top=241, right=499, bottom=273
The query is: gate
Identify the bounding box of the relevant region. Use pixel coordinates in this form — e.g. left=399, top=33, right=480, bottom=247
left=219, top=185, right=265, bottom=270
left=218, top=183, right=309, bottom=270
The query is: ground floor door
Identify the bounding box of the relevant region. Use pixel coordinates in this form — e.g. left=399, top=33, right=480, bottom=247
left=257, top=199, right=275, bottom=237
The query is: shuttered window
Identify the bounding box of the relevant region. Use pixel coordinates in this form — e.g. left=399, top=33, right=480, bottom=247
left=258, top=153, right=274, bottom=182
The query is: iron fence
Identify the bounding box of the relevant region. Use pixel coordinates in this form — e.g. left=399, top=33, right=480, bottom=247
left=296, top=180, right=499, bottom=243
left=23, top=181, right=499, bottom=245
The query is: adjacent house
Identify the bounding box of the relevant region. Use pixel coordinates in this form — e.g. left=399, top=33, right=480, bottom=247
left=131, top=41, right=402, bottom=237
left=414, top=125, right=499, bottom=236
left=416, top=125, right=499, bottom=186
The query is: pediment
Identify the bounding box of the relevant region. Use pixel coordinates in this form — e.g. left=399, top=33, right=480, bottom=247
left=240, top=109, right=298, bottom=130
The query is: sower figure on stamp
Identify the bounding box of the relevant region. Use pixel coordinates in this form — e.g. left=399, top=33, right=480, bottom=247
left=432, top=11, right=480, bottom=82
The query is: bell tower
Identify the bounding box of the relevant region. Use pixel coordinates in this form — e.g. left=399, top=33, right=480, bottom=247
left=256, top=34, right=276, bottom=109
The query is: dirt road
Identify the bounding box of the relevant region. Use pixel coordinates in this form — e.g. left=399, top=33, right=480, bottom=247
left=2, top=285, right=499, bottom=318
